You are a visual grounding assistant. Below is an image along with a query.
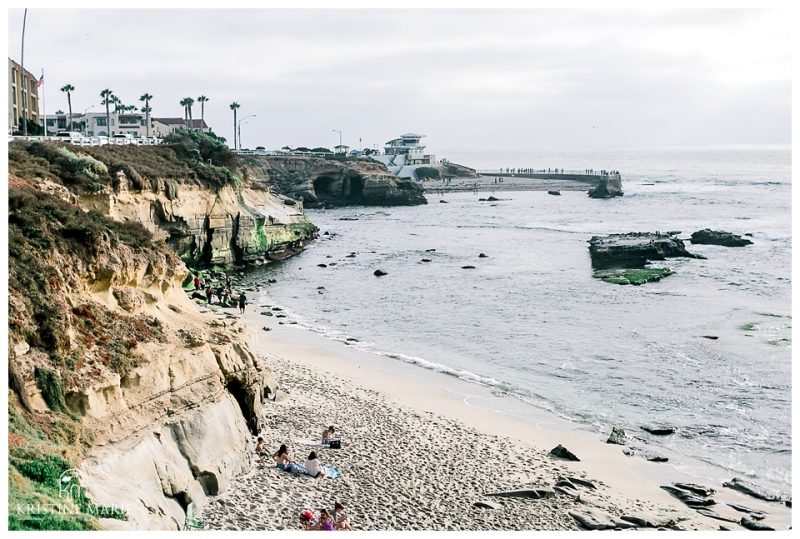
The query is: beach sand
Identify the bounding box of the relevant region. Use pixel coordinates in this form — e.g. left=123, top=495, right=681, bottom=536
left=197, top=304, right=791, bottom=531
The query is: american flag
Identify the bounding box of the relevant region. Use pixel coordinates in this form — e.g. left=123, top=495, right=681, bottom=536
left=35, top=73, right=44, bottom=87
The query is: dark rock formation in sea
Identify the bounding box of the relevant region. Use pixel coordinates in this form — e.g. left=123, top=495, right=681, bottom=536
left=588, top=177, right=624, bottom=198
left=588, top=232, right=704, bottom=270
left=690, top=229, right=753, bottom=247
left=373, top=269, right=388, bottom=277
left=641, top=425, right=675, bottom=435
left=241, top=155, right=427, bottom=208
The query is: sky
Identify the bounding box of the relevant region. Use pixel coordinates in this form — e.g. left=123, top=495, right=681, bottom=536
left=6, top=8, right=792, bottom=152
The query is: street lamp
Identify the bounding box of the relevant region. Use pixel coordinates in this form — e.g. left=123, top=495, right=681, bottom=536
left=332, top=129, right=342, bottom=154
left=237, top=114, right=256, bottom=150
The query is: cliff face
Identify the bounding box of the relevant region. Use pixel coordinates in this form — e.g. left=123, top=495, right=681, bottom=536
left=77, top=175, right=317, bottom=266
left=7, top=143, right=289, bottom=530
left=242, top=155, right=427, bottom=208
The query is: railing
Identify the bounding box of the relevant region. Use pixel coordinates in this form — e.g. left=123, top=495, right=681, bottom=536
left=477, top=168, right=616, bottom=176
left=8, top=135, right=162, bottom=146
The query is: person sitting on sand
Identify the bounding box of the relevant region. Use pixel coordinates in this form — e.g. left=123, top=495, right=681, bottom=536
left=273, top=444, right=294, bottom=470
left=299, top=510, right=316, bottom=530
left=304, top=451, right=326, bottom=479
left=315, top=508, right=335, bottom=531
left=321, top=426, right=335, bottom=444
left=331, top=501, right=352, bottom=531
left=255, top=437, right=268, bottom=460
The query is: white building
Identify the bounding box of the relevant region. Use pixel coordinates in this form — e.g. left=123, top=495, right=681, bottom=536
left=152, top=118, right=209, bottom=138
left=43, top=111, right=148, bottom=138
left=383, top=133, right=436, bottom=165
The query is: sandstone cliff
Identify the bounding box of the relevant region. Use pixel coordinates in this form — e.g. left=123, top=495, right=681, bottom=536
left=7, top=141, right=289, bottom=530
left=241, top=155, right=427, bottom=208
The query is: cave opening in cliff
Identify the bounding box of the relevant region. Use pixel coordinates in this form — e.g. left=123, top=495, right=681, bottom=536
left=197, top=472, right=219, bottom=496
left=313, top=173, right=365, bottom=204
left=225, top=379, right=257, bottom=435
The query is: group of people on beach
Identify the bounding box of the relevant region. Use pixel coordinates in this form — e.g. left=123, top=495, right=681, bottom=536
left=190, top=273, right=247, bottom=314
left=255, top=426, right=349, bottom=529
left=298, top=502, right=352, bottom=531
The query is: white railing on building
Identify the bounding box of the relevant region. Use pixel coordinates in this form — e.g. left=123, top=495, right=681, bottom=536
left=8, top=135, right=162, bottom=147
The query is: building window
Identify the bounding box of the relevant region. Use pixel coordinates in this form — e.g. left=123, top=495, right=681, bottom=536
left=96, top=118, right=107, bottom=126
left=46, top=118, right=55, bottom=126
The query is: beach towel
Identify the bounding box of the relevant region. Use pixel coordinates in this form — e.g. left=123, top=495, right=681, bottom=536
left=294, top=438, right=325, bottom=446
left=320, top=465, right=341, bottom=479
left=277, top=462, right=340, bottom=479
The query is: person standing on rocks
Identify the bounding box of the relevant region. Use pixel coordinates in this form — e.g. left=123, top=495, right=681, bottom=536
left=193, top=274, right=200, bottom=290
left=205, top=285, right=213, bottom=304
left=238, top=292, right=247, bottom=314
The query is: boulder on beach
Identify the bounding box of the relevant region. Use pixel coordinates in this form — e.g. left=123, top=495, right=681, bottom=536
left=550, top=444, right=580, bottom=461
left=739, top=517, right=774, bottom=531
left=660, top=485, right=716, bottom=508
left=675, top=483, right=716, bottom=498
left=690, top=229, right=753, bottom=247
left=588, top=232, right=704, bottom=270
left=472, top=500, right=501, bottom=509
left=607, top=426, right=627, bottom=445
left=568, top=508, right=618, bottom=530
left=547, top=190, right=561, bottom=196
left=373, top=269, right=387, bottom=277
left=487, top=488, right=554, bottom=500
left=723, top=477, right=784, bottom=503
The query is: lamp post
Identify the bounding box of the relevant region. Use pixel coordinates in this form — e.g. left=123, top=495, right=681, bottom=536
left=81, top=105, right=95, bottom=136
left=20, top=8, right=28, bottom=135
left=237, top=114, right=255, bottom=151
left=332, top=129, right=342, bottom=154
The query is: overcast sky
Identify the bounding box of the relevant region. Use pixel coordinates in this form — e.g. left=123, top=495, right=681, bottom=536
left=7, top=8, right=791, bottom=151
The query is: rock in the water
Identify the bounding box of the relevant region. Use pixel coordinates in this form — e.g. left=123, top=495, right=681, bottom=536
left=607, top=426, right=627, bottom=445
left=478, top=253, right=488, bottom=258
left=702, top=335, right=719, bottom=340
left=317, top=263, right=328, bottom=268
left=568, top=509, right=618, bottom=530
left=739, top=517, right=774, bottom=531
left=723, top=477, right=784, bottom=503
left=373, top=269, right=387, bottom=277
left=642, top=425, right=675, bottom=436
left=588, top=177, right=624, bottom=198
left=675, top=483, right=716, bottom=498
left=261, top=326, right=271, bottom=332
left=462, top=265, right=476, bottom=269
left=472, top=500, right=500, bottom=509
left=421, top=258, right=432, bottom=263
left=588, top=232, right=704, bottom=270
left=550, top=444, right=580, bottom=461
left=547, top=190, right=561, bottom=196
left=439, top=200, right=449, bottom=204
left=645, top=452, right=669, bottom=463
left=345, top=253, right=356, bottom=258
left=487, top=196, right=500, bottom=201
left=690, top=229, right=753, bottom=247
left=425, top=248, right=436, bottom=252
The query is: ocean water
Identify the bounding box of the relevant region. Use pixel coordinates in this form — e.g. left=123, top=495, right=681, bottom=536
left=245, top=145, right=791, bottom=495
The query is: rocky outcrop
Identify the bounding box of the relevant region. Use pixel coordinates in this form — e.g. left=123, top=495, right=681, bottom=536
left=588, top=177, right=624, bottom=198
left=723, top=478, right=785, bottom=503
left=242, top=155, right=426, bottom=208
left=77, top=174, right=316, bottom=266
left=690, top=229, right=753, bottom=247
left=588, top=232, right=704, bottom=269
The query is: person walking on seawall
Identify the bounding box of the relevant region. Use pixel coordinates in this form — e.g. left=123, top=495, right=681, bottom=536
left=238, top=292, right=247, bottom=314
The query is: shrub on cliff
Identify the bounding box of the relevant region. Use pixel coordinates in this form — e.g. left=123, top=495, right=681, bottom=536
left=164, top=128, right=235, bottom=167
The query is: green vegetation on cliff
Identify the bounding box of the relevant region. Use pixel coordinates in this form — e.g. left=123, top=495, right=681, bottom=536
left=8, top=181, right=175, bottom=529
left=8, top=130, right=239, bottom=193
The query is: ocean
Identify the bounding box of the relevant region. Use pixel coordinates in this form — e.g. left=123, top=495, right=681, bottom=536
left=244, top=145, right=791, bottom=495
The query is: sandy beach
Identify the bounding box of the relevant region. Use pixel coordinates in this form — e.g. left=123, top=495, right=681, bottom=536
left=194, top=300, right=791, bottom=532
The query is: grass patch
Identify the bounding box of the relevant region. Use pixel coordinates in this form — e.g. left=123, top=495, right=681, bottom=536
left=594, top=267, right=674, bottom=286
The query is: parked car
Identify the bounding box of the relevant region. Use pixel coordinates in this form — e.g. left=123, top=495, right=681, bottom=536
left=55, top=131, right=84, bottom=143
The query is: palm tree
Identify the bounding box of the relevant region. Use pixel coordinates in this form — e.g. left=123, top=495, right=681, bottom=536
left=197, top=95, right=208, bottom=130
left=229, top=102, right=240, bottom=150
left=179, top=98, right=190, bottom=128
left=139, top=93, right=153, bottom=137
left=60, top=84, right=75, bottom=130
left=100, top=89, right=114, bottom=136
left=184, top=97, right=195, bottom=130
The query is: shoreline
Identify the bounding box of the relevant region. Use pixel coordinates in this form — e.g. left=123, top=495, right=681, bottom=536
left=196, top=300, right=791, bottom=531
left=422, top=176, right=598, bottom=194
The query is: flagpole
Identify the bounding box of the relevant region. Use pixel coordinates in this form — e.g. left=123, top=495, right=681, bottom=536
left=40, top=69, right=46, bottom=136
left=21, top=8, right=28, bottom=136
